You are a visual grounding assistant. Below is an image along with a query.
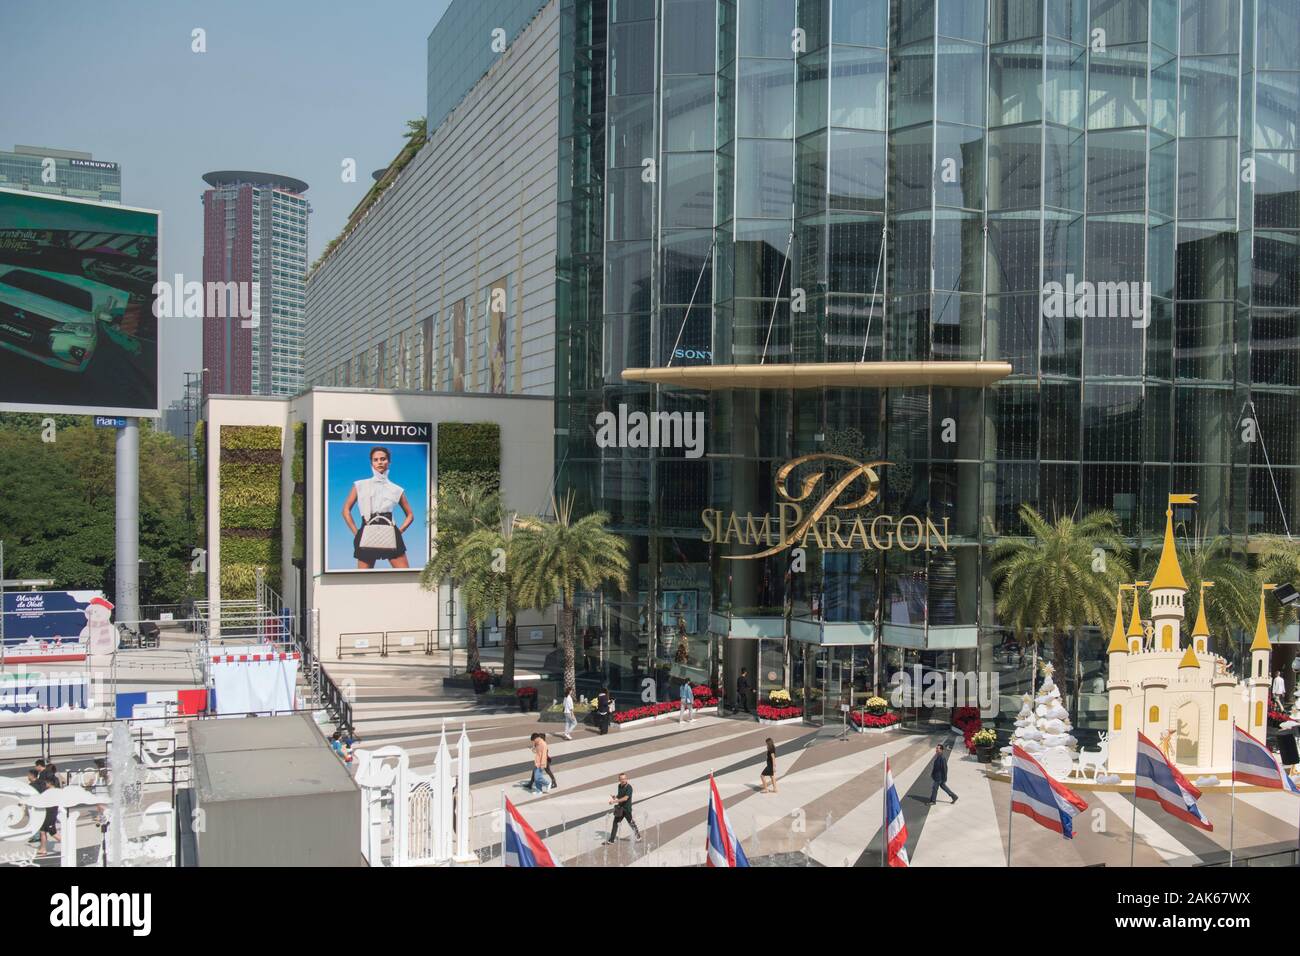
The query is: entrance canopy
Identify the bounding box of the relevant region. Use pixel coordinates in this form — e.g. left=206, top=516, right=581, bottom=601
left=621, top=361, right=1012, bottom=390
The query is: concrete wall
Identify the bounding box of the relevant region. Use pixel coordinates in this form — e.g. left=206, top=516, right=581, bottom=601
left=206, top=388, right=555, bottom=656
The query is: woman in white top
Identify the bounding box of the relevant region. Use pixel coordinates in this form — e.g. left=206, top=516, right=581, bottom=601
left=562, top=687, right=576, bottom=740
left=342, top=446, right=415, bottom=569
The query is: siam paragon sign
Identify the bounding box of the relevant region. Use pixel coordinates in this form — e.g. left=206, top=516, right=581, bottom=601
left=703, top=454, right=950, bottom=560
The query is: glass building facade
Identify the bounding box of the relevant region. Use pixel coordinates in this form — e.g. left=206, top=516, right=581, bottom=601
left=555, top=0, right=1300, bottom=730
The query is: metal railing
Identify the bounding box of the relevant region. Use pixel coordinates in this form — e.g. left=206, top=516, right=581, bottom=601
left=337, top=629, right=434, bottom=657
left=1201, top=847, right=1299, bottom=867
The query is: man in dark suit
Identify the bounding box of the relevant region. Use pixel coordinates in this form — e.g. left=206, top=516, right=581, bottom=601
left=736, top=668, right=752, bottom=716
left=927, top=743, right=958, bottom=805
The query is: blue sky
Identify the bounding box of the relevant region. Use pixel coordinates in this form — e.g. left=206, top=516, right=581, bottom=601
left=0, top=0, right=452, bottom=405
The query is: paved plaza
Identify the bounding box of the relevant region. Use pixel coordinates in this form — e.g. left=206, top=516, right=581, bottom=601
left=327, top=653, right=1300, bottom=868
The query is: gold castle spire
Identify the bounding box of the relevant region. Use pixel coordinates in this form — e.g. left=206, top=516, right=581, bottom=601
left=1251, top=584, right=1277, bottom=653
left=1178, top=645, right=1200, bottom=669
left=1150, top=494, right=1196, bottom=592
left=1126, top=582, right=1147, bottom=639
left=1108, top=586, right=1129, bottom=654
left=1191, top=582, right=1213, bottom=639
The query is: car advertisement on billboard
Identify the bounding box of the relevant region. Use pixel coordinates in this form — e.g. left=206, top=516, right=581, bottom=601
left=322, top=419, right=431, bottom=573
left=0, top=188, right=159, bottom=416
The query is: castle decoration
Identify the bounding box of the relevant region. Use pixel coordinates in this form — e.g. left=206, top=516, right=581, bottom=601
left=1107, top=494, right=1273, bottom=774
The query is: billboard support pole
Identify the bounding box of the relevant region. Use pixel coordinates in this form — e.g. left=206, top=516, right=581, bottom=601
left=115, top=418, right=140, bottom=630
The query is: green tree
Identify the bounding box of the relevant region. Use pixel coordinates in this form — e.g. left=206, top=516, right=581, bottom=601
left=420, top=480, right=502, bottom=674
left=459, top=521, right=522, bottom=687
left=0, top=417, right=197, bottom=605
left=513, top=493, right=630, bottom=696
left=990, top=505, right=1133, bottom=683
left=1257, top=537, right=1300, bottom=627
left=1137, top=535, right=1257, bottom=640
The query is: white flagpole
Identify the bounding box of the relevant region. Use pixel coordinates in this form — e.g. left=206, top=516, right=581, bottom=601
left=880, top=757, right=887, bottom=868
left=1129, top=773, right=1139, bottom=867
left=1229, top=721, right=1237, bottom=867
left=1006, top=758, right=1014, bottom=867
left=501, top=788, right=507, bottom=867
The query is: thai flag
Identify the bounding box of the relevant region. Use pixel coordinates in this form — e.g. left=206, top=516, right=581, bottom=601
left=705, top=774, right=749, bottom=867
left=503, top=797, right=560, bottom=867
left=1134, top=731, right=1213, bottom=830
left=1010, top=745, right=1089, bottom=838
left=883, top=756, right=909, bottom=867
left=1232, top=725, right=1300, bottom=792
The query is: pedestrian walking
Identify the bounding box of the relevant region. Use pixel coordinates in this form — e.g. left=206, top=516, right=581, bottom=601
left=678, top=680, right=694, bottom=724
left=602, top=772, right=642, bottom=844
left=736, top=668, right=752, bottom=715
left=529, top=733, right=549, bottom=795
left=36, top=765, right=61, bottom=856
left=759, top=737, right=778, bottom=793
left=926, top=743, right=958, bottom=805
left=562, top=687, right=577, bottom=740
left=1273, top=670, right=1287, bottom=710
left=596, top=687, right=612, bottom=735
left=540, top=733, right=558, bottom=790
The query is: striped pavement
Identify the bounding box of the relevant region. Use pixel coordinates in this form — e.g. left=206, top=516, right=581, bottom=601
left=326, top=656, right=1300, bottom=867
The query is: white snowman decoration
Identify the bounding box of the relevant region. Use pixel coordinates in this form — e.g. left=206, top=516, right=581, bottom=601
left=80, top=595, right=117, bottom=659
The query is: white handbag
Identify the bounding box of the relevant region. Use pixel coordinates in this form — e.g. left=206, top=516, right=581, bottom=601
left=359, top=514, right=398, bottom=551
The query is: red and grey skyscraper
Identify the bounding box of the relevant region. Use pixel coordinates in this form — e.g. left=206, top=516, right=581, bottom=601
left=201, top=171, right=309, bottom=397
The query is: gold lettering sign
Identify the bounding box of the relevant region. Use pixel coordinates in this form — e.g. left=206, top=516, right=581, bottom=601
left=702, top=454, right=949, bottom=559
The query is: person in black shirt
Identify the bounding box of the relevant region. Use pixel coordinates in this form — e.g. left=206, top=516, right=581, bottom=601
left=736, top=669, right=752, bottom=715
left=602, top=772, right=642, bottom=844
left=596, top=688, right=612, bottom=735
left=35, top=766, right=61, bottom=856
left=760, top=737, right=778, bottom=793
left=926, top=743, right=958, bottom=805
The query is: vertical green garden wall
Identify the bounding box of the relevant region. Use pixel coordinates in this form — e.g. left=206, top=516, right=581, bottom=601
left=436, top=422, right=501, bottom=494
left=219, top=425, right=283, bottom=599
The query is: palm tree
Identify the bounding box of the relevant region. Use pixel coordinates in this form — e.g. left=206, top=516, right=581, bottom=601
left=420, top=480, right=502, bottom=674
left=1136, top=534, right=1256, bottom=640
left=989, top=505, right=1133, bottom=690
left=513, top=492, right=630, bottom=695
left=1257, top=537, right=1300, bottom=622
left=459, top=520, right=523, bottom=687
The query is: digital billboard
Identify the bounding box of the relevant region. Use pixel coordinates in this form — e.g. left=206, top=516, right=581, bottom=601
left=0, top=188, right=160, bottom=416
left=322, top=420, right=431, bottom=572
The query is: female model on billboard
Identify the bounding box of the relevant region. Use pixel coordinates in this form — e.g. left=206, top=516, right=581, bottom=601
left=341, top=446, right=414, bottom=569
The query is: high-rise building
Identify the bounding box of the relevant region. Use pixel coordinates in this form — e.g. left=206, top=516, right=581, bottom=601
left=426, top=0, right=550, bottom=130
left=0, top=144, right=121, bottom=204
left=553, top=0, right=1300, bottom=731
left=297, top=0, right=1300, bottom=738
left=201, top=171, right=310, bottom=397
left=305, top=0, right=557, bottom=395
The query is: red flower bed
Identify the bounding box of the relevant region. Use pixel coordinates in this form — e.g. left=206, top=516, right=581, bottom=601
left=1269, top=708, right=1292, bottom=727
left=604, top=687, right=722, bottom=724
left=689, top=685, right=719, bottom=708
left=850, top=710, right=900, bottom=729
left=951, top=706, right=984, bottom=753
left=516, top=686, right=537, bottom=698
left=757, top=704, right=804, bottom=721
left=612, top=701, right=677, bottom=724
